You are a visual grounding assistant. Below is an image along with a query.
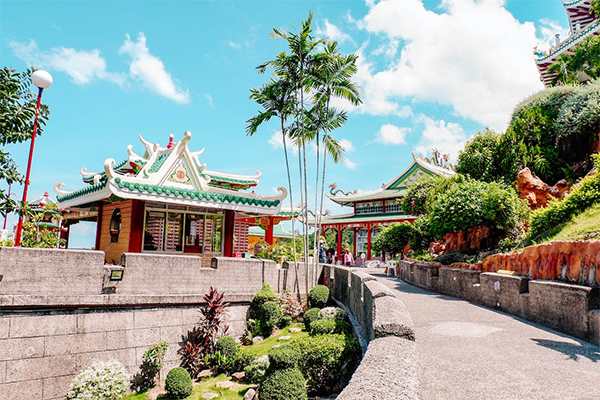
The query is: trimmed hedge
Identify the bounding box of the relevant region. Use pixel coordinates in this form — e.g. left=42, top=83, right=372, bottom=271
left=268, top=346, right=300, bottom=370
left=310, top=318, right=349, bottom=336
left=215, top=336, right=239, bottom=359
left=303, top=308, right=321, bottom=331
left=165, top=367, right=193, bottom=399
left=308, top=285, right=329, bottom=308
left=259, top=368, right=307, bottom=400
left=260, top=301, right=281, bottom=337
left=251, top=283, right=278, bottom=314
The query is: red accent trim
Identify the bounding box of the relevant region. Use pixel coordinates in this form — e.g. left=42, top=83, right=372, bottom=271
left=129, top=200, right=145, bottom=253
left=14, top=88, right=44, bottom=247
left=223, top=210, right=235, bottom=256
left=353, top=229, right=357, bottom=258
left=337, top=226, right=342, bottom=263
left=95, top=202, right=103, bottom=250
left=367, top=225, right=372, bottom=260
left=265, top=222, right=274, bottom=245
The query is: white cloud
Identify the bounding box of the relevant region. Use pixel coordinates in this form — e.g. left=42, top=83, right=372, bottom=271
left=345, top=159, right=357, bottom=170
left=119, top=32, right=190, bottom=104
left=204, top=93, right=214, bottom=108
left=339, top=138, right=355, bottom=152
left=268, top=131, right=298, bottom=155
left=9, top=40, right=125, bottom=86
left=226, top=40, right=242, bottom=49
left=415, top=115, right=467, bottom=162
left=536, top=19, right=570, bottom=52
left=375, top=124, right=409, bottom=145
left=357, top=0, right=545, bottom=130
left=317, top=19, right=354, bottom=44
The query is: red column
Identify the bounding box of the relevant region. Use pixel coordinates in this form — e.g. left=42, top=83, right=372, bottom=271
left=95, top=202, right=103, bottom=251
left=367, top=225, right=372, bottom=260
left=265, top=219, right=274, bottom=245
left=352, top=229, right=357, bottom=258
left=224, top=210, right=235, bottom=257
left=129, top=200, right=145, bottom=253
left=336, top=226, right=342, bottom=263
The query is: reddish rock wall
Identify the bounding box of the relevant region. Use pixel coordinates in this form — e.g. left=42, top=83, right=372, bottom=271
left=482, top=241, right=600, bottom=286
left=429, top=226, right=499, bottom=256
left=516, top=167, right=570, bottom=210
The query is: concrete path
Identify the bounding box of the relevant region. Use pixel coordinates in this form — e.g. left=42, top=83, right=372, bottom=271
left=364, top=268, right=600, bottom=400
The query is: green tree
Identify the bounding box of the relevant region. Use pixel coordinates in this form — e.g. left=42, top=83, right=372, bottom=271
left=372, top=223, right=414, bottom=259
left=0, top=67, right=50, bottom=219
left=456, top=129, right=504, bottom=183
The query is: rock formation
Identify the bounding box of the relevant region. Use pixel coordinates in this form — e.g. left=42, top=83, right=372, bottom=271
left=516, top=167, right=570, bottom=210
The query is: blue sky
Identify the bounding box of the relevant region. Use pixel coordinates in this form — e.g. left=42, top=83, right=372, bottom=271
left=1, top=0, right=572, bottom=247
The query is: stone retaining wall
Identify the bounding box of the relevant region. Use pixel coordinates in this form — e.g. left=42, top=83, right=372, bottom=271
left=397, top=259, right=600, bottom=345
left=324, top=265, right=420, bottom=400
left=0, top=247, right=321, bottom=400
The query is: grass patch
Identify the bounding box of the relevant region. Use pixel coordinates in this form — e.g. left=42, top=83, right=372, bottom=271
left=123, top=390, right=150, bottom=400
left=544, top=202, right=600, bottom=242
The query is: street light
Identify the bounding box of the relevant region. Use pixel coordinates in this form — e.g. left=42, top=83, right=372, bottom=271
left=14, top=69, right=53, bottom=247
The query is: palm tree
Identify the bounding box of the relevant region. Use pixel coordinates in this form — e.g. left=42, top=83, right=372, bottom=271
left=246, top=78, right=302, bottom=295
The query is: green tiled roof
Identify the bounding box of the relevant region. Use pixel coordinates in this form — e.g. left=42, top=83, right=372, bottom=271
left=114, top=178, right=280, bottom=208
left=148, top=153, right=170, bottom=173
left=57, top=180, right=109, bottom=202
left=82, top=158, right=146, bottom=184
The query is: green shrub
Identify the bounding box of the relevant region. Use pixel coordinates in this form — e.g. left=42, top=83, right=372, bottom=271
left=308, top=285, right=329, bottom=308
left=131, top=341, right=170, bottom=391
left=260, top=301, right=281, bottom=337
left=400, top=176, right=439, bottom=215
left=245, top=355, right=270, bottom=384
left=372, top=222, right=414, bottom=258
left=259, top=368, right=307, bottom=400
left=165, top=367, right=193, bottom=399
left=288, top=334, right=360, bottom=395
left=278, top=315, right=292, bottom=328
left=268, top=346, right=300, bottom=370
left=215, top=336, right=239, bottom=359
left=456, top=129, right=505, bottom=183
left=246, top=318, right=258, bottom=335
left=310, top=318, right=349, bottom=336
left=67, top=360, right=129, bottom=400
left=303, top=308, right=322, bottom=331
left=252, top=283, right=278, bottom=311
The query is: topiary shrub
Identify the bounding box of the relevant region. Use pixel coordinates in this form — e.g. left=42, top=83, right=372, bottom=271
left=303, top=308, right=322, bottom=331
left=251, top=283, right=278, bottom=314
left=308, top=285, right=329, bottom=308
left=309, top=318, right=337, bottom=335
left=215, top=336, right=239, bottom=359
left=165, top=367, right=193, bottom=399
left=245, top=355, right=270, bottom=384
left=67, top=360, right=129, bottom=400
left=259, top=368, right=307, bottom=400
left=260, top=301, right=281, bottom=337
left=278, top=315, right=292, bottom=328
left=268, top=346, right=300, bottom=370
left=289, top=334, right=360, bottom=395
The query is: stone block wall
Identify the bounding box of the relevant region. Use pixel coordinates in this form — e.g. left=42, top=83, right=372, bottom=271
left=398, top=259, right=600, bottom=345
left=327, top=265, right=420, bottom=400
left=0, top=247, right=321, bottom=400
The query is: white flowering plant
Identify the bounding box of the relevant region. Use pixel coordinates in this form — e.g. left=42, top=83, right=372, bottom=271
left=319, top=307, right=347, bottom=321
left=67, top=360, right=129, bottom=400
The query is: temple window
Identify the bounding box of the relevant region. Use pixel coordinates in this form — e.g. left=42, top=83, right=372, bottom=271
left=143, top=203, right=224, bottom=254
left=356, top=201, right=383, bottom=215
left=109, top=208, right=122, bottom=243
left=385, top=199, right=403, bottom=213
left=356, top=229, right=368, bottom=253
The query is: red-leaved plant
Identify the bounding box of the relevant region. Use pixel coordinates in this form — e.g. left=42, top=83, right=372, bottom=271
left=179, top=287, right=230, bottom=378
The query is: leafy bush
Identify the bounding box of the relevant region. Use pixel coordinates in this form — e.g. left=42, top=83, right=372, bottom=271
left=319, top=307, right=346, bottom=320
left=178, top=287, right=229, bottom=378
left=308, top=285, right=329, bottom=308
left=268, top=346, right=300, bottom=370
left=400, top=177, right=439, bottom=215
left=259, top=368, right=308, bottom=400
left=303, top=308, right=322, bottom=331
left=165, top=367, right=193, bottom=400
left=310, top=318, right=349, bottom=336
left=277, top=292, right=305, bottom=319
left=251, top=283, right=278, bottom=315
left=531, top=154, right=600, bottom=237
left=372, top=222, right=414, bottom=258
left=278, top=315, right=293, bottom=328
left=245, top=355, right=270, bottom=384
left=410, top=216, right=433, bottom=251
left=131, top=341, right=169, bottom=391
left=215, top=336, right=239, bottom=359
left=288, top=334, right=360, bottom=395
left=260, top=301, right=281, bottom=337
left=67, top=360, right=129, bottom=400
left=456, top=129, right=504, bottom=183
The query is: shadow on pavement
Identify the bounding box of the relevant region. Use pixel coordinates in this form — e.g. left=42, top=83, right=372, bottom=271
left=531, top=338, right=600, bottom=362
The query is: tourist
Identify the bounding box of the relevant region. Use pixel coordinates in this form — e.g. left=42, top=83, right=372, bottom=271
left=344, top=248, right=354, bottom=266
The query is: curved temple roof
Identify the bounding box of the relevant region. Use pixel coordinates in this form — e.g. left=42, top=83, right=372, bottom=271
left=54, top=131, right=286, bottom=214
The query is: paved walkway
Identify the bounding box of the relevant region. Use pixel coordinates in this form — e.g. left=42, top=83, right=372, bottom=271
left=364, top=268, right=600, bottom=400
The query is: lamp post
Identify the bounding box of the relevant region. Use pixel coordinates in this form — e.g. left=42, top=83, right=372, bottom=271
left=14, top=69, right=52, bottom=247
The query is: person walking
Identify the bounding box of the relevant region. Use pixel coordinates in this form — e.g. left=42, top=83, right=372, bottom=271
left=343, top=248, right=354, bottom=266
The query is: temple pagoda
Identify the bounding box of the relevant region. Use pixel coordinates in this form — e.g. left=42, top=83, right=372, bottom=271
left=55, top=131, right=287, bottom=265
left=320, top=151, right=455, bottom=262
left=536, top=0, right=600, bottom=86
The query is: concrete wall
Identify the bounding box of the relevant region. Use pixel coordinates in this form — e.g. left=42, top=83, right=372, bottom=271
left=325, top=265, right=420, bottom=400
left=0, top=247, right=321, bottom=400
left=397, top=259, right=600, bottom=345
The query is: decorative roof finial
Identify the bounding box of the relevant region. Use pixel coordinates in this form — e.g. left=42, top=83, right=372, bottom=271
left=167, top=134, right=174, bottom=149
left=44, top=191, right=49, bottom=197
